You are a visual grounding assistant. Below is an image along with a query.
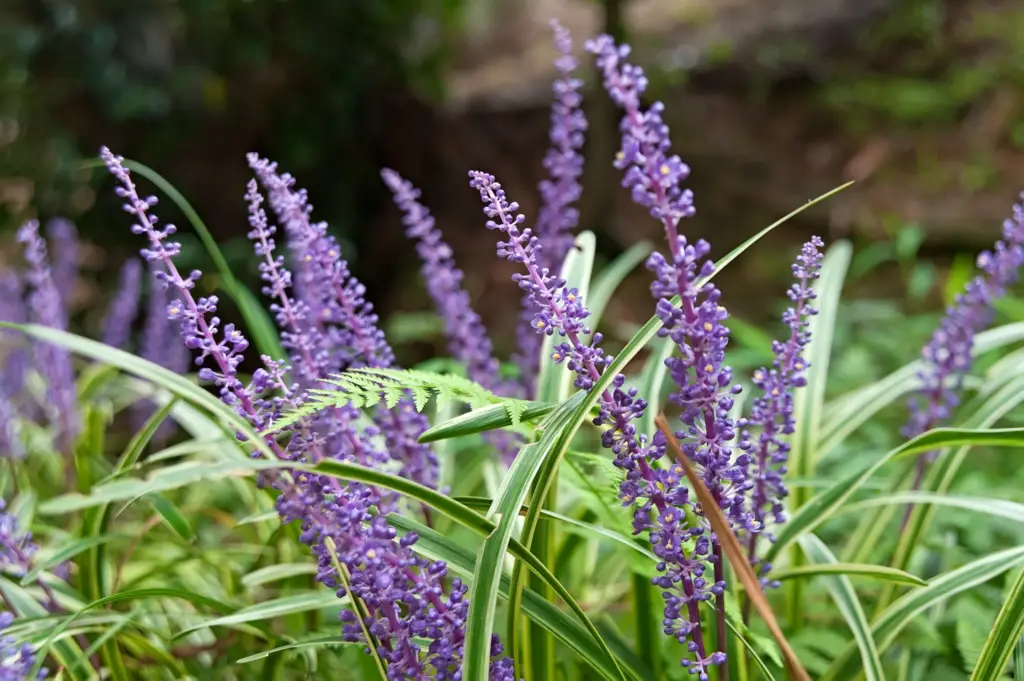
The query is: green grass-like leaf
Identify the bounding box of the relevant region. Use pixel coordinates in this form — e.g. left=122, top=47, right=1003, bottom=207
left=969, top=568, right=1024, bottom=680
left=798, top=534, right=885, bottom=681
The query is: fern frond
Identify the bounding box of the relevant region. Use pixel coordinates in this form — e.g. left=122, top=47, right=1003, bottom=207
left=281, top=367, right=530, bottom=429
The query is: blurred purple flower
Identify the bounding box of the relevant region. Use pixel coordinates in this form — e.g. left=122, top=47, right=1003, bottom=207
left=17, top=221, right=79, bottom=453
left=381, top=168, right=521, bottom=461
left=903, top=193, right=1024, bottom=499
left=0, top=274, right=27, bottom=400
left=0, top=398, right=21, bottom=460
left=0, top=610, right=46, bottom=679
left=101, top=259, right=143, bottom=349
left=739, top=237, right=823, bottom=583
left=470, top=169, right=720, bottom=678
left=45, top=218, right=79, bottom=309
left=514, top=20, right=587, bottom=393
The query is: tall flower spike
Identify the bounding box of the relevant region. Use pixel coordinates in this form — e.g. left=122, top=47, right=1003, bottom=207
left=591, top=33, right=746, bottom=673
left=248, top=154, right=438, bottom=490
left=470, top=169, right=722, bottom=678
left=45, top=217, right=79, bottom=309
left=739, top=237, right=823, bottom=583
left=102, top=258, right=143, bottom=349
left=514, top=20, right=587, bottom=394
left=903, top=193, right=1024, bottom=495
left=106, top=147, right=515, bottom=679
left=381, top=168, right=521, bottom=461
left=17, top=221, right=79, bottom=453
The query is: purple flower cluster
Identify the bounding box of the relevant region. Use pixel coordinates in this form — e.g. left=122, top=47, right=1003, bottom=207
left=104, top=147, right=515, bottom=680
left=0, top=611, right=46, bottom=680
left=901, top=193, right=1024, bottom=512
left=513, top=20, right=587, bottom=391
left=248, top=155, right=438, bottom=490
left=470, top=170, right=722, bottom=678
left=17, top=221, right=79, bottom=454
left=45, top=218, right=79, bottom=309
left=739, top=237, right=823, bottom=579
left=381, top=169, right=521, bottom=461
left=905, top=194, right=1024, bottom=441
left=101, top=259, right=143, bottom=350
left=0, top=501, right=37, bottom=579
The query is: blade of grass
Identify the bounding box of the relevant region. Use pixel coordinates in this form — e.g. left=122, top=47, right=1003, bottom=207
left=874, top=373, right=1024, bottom=615
left=767, top=424, right=1024, bottom=565
left=465, top=395, right=623, bottom=681
left=771, top=562, right=926, bottom=587
left=797, top=534, right=885, bottom=681
left=968, top=567, right=1024, bottom=680
left=419, top=400, right=562, bottom=443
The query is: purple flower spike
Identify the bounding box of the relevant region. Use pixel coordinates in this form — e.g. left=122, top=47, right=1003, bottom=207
left=381, top=168, right=521, bottom=461
left=102, top=258, right=143, bottom=349
left=590, top=34, right=737, bottom=675
left=739, top=237, right=823, bottom=583
left=248, top=154, right=438, bottom=489
left=902, top=193, right=1024, bottom=502
left=17, top=221, right=79, bottom=453
left=470, top=169, right=719, bottom=677
left=0, top=610, right=46, bottom=679
left=514, top=21, right=588, bottom=392
left=45, top=218, right=79, bottom=309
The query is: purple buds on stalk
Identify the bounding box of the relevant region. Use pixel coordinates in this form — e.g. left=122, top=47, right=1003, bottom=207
left=739, top=237, right=823, bottom=583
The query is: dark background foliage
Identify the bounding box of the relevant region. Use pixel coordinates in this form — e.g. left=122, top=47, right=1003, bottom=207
left=3, top=0, right=1024, bottom=362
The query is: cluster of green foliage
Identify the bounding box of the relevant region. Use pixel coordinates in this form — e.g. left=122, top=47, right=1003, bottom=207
left=1, top=0, right=462, bottom=229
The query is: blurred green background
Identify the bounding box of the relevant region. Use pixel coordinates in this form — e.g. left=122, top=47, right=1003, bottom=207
left=2, top=0, right=1024, bottom=367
